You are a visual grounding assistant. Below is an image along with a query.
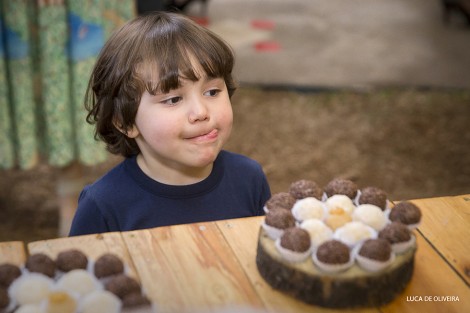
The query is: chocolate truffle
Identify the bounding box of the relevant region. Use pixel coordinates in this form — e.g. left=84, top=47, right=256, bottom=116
left=56, top=249, right=88, bottom=272
left=265, top=192, right=296, bottom=211
left=122, top=292, right=151, bottom=308
left=379, top=222, right=411, bottom=244
left=0, top=287, right=9, bottom=309
left=316, top=240, right=350, bottom=264
left=105, top=274, right=141, bottom=299
left=25, top=253, right=56, bottom=278
left=0, top=263, right=21, bottom=288
left=324, top=178, right=358, bottom=199
left=358, top=186, right=387, bottom=210
left=389, top=201, right=422, bottom=225
left=358, top=239, right=392, bottom=262
left=280, top=227, right=311, bottom=252
left=289, top=179, right=323, bottom=200
left=264, top=209, right=296, bottom=230
left=94, top=253, right=124, bottom=278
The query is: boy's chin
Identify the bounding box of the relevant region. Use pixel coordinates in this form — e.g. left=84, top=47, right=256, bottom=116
left=188, top=149, right=222, bottom=167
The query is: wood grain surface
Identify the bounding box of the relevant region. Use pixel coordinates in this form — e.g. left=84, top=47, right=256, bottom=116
left=1, top=194, right=468, bottom=313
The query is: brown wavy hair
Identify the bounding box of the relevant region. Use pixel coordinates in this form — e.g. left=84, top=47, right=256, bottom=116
left=85, top=12, right=237, bottom=157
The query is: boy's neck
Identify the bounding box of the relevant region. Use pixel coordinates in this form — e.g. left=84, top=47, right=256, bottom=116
left=135, top=154, right=213, bottom=185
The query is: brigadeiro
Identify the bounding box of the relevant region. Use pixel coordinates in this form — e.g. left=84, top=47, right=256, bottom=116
left=276, top=227, right=312, bottom=263
left=279, top=227, right=311, bottom=253
left=289, top=179, right=323, bottom=200
left=265, top=209, right=296, bottom=230
left=0, top=263, right=21, bottom=288
left=313, top=240, right=353, bottom=273
left=324, top=178, right=358, bottom=200
left=94, top=253, right=124, bottom=279
left=265, top=192, right=296, bottom=211
left=379, top=222, right=411, bottom=244
left=358, top=239, right=392, bottom=262
left=0, top=287, right=9, bottom=309
left=56, top=249, right=88, bottom=272
left=379, top=222, right=415, bottom=254
left=25, top=253, right=56, bottom=278
left=105, top=274, right=141, bottom=299
left=316, top=240, right=350, bottom=265
left=356, top=239, right=395, bottom=272
left=389, top=201, right=422, bottom=227
left=122, top=292, right=151, bottom=308
left=358, top=186, right=388, bottom=210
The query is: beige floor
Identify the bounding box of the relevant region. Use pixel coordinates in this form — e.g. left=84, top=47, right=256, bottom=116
left=188, top=0, right=470, bottom=89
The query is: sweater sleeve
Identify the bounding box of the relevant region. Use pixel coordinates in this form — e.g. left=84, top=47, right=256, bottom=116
left=69, top=187, right=111, bottom=236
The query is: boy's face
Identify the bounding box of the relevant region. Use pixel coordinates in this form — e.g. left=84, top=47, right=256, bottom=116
left=126, top=67, right=233, bottom=183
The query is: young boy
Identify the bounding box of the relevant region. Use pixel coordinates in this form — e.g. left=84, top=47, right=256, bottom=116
left=69, top=12, right=271, bottom=236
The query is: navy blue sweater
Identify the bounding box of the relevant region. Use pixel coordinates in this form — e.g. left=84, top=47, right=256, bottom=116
left=69, top=151, right=271, bottom=236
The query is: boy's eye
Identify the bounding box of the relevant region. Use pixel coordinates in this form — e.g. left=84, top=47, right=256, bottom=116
left=161, top=96, right=182, bottom=105
left=204, top=89, right=221, bottom=97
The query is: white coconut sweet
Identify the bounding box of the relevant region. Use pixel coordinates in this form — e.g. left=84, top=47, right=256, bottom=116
left=13, top=304, right=44, bottom=313
left=291, top=197, right=326, bottom=222
left=325, top=195, right=356, bottom=215
left=56, top=269, right=102, bottom=298
left=352, top=204, right=388, bottom=231
left=334, top=221, right=377, bottom=248
left=79, top=290, right=122, bottom=313
left=9, top=273, right=53, bottom=306
left=300, top=219, right=333, bottom=248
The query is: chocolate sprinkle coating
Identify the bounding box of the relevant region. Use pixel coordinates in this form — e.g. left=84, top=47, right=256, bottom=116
left=316, top=240, right=350, bottom=264
left=123, top=292, right=151, bottom=308
left=0, top=287, right=9, bottom=309
left=265, top=209, right=296, bottom=230
left=379, top=222, right=411, bottom=244
left=289, top=179, right=323, bottom=200
left=324, top=178, right=358, bottom=199
left=94, top=253, right=124, bottom=278
left=0, top=263, right=21, bottom=288
left=389, top=202, right=422, bottom=225
left=56, top=249, right=88, bottom=272
left=265, top=192, right=296, bottom=211
left=105, top=274, right=141, bottom=299
left=358, top=186, right=387, bottom=210
left=280, top=227, right=311, bottom=252
left=26, top=253, right=56, bottom=278
left=359, top=239, right=392, bottom=262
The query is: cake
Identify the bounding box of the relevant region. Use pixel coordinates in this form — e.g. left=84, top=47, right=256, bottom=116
left=256, top=179, right=421, bottom=308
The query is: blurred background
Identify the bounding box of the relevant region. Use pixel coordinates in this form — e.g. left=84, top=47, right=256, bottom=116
left=1, top=0, right=469, bottom=242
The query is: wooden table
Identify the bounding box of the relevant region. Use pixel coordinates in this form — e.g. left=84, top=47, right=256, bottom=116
left=1, top=194, right=469, bottom=313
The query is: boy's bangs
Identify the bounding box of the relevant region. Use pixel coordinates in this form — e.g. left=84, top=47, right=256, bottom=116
left=139, top=31, right=232, bottom=95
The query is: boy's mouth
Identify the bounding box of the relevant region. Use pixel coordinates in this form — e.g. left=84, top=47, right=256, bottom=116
left=185, top=129, right=218, bottom=142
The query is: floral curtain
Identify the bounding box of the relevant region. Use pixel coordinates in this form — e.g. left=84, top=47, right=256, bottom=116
left=0, top=0, right=136, bottom=169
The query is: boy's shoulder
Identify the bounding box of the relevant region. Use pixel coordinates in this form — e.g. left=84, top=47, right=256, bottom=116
left=84, top=157, right=132, bottom=193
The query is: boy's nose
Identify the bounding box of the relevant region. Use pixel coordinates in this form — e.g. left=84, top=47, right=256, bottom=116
left=188, top=97, right=209, bottom=123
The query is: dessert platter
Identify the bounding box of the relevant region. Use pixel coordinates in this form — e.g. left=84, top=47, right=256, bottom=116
left=256, top=178, right=422, bottom=308
left=0, top=249, right=154, bottom=313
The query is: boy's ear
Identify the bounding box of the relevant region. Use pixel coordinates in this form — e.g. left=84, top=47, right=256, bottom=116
left=125, top=126, right=140, bottom=139
left=113, top=121, right=139, bottom=138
